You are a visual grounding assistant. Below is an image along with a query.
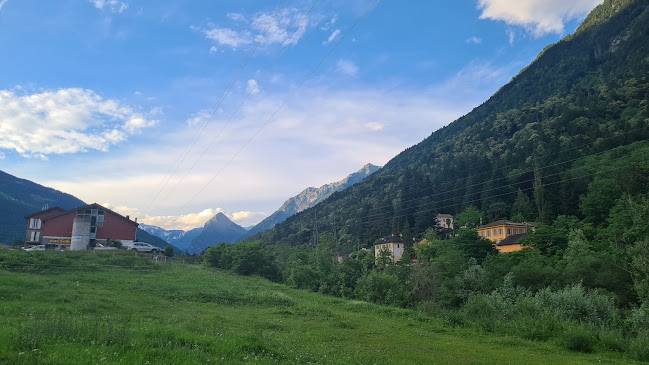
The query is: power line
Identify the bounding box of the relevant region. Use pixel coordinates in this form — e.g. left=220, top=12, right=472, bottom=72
left=333, top=126, right=649, bottom=219
left=145, top=0, right=321, bottom=216
left=140, top=0, right=289, bottom=215
left=175, top=0, right=380, bottom=214
left=325, top=139, right=649, bottom=222
left=293, top=148, right=647, bottom=235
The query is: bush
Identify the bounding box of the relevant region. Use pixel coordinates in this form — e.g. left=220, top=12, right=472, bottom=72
left=354, top=271, right=406, bottom=307
left=560, top=324, right=596, bottom=353
left=533, top=283, right=616, bottom=325
left=598, top=329, right=626, bottom=352
left=628, top=333, right=649, bottom=361
left=506, top=314, right=562, bottom=341
left=463, top=294, right=497, bottom=322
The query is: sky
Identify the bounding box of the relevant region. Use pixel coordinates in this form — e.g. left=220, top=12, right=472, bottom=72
left=0, top=0, right=604, bottom=230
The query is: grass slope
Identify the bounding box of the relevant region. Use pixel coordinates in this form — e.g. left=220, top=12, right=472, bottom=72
left=0, top=250, right=638, bottom=364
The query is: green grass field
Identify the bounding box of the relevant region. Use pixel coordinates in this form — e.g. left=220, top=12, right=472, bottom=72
left=0, top=250, right=639, bottom=364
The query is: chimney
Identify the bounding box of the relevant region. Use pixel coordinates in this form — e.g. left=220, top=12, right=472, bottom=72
left=135, top=217, right=138, bottom=223
left=126, top=215, right=130, bottom=220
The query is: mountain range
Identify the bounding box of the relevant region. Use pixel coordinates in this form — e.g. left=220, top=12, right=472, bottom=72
left=180, top=163, right=380, bottom=254
left=249, top=0, right=649, bottom=249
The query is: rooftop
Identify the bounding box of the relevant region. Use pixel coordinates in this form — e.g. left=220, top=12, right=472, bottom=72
left=477, top=220, right=537, bottom=230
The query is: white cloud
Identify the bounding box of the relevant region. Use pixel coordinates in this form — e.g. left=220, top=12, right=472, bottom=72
left=336, top=59, right=359, bottom=77
left=246, top=79, right=260, bottom=95
left=230, top=211, right=267, bottom=226
left=0, top=88, right=157, bottom=157
left=209, top=45, right=218, bottom=54
left=465, top=36, right=482, bottom=44
left=0, top=0, right=9, bottom=11
left=0, top=151, right=4, bottom=159
left=322, top=29, right=340, bottom=45
left=106, top=204, right=266, bottom=230
left=202, top=27, right=252, bottom=49
left=110, top=205, right=220, bottom=231
left=196, top=8, right=310, bottom=50
left=506, top=28, right=516, bottom=45
left=227, top=12, right=246, bottom=22
left=89, top=0, right=128, bottom=14
left=477, top=0, right=603, bottom=36
left=364, top=122, right=385, bottom=131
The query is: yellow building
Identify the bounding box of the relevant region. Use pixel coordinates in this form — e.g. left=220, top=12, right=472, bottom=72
left=476, top=220, right=537, bottom=253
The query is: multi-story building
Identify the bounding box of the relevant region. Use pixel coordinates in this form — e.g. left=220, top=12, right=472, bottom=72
left=374, top=234, right=405, bottom=263
left=24, top=203, right=138, bottom=251
left=476, top=220, right=537, bottom=253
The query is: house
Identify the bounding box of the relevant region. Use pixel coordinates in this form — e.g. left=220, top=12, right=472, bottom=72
left=476, top=220, right=537, bottom=253
left=332, top=252, right=349, bottom=263
left=435, top=214, right=454, bottom=230
left=374, top=234, right=405, bottom=263
left=24, top=203, right=138, bottom=251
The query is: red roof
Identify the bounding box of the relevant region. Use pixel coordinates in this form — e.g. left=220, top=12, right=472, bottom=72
left=40, top=203, right=138, bottom=226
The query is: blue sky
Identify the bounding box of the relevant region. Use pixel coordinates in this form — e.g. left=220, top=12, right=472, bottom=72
left=0, top=0, right=603, bottom=230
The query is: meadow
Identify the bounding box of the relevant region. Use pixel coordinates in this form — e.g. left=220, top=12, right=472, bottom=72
left=0, top=249, right=640, bottom=364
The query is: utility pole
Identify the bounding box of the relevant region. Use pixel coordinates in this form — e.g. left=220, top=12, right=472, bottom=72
left=312, top=210, right=319, bottom=249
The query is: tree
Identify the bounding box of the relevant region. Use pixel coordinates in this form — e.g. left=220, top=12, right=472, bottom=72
left=452, top=228, right=497, bottom=263
left=511, top=190, right=534, bottom=221
left=164, top=245, right=174, bottom=257
left=485, top=202, right=509, bottom=223
left=580, top=178, right=623, bottom=226
left=107, top=239, right=122, bottom=249
left=455, top=206, right=483, bottom=229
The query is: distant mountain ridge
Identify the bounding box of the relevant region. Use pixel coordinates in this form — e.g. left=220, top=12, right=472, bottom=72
left=138, top=224, right=203, bottom=252
left=242, top=163, right=380, bottom=238
left=187, top=212, right=247, bottom=254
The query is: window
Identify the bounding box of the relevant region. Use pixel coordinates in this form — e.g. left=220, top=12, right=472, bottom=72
left=90, top=227, right=97, bottom=233
left=507, top=228, right=511, bottom=235
left=30, top=231, right=40, bottom=241
left=85, top=209, right=92, bottom=214
left=487, top=231, right=491, bottom=237
left=498, top=228, right=503, bottom=235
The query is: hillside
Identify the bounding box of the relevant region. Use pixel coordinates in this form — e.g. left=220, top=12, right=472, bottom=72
left=135, top=228, right=174, bottom=251
left=0, top=170, right=85, bottom=245
left=0, top=249, right=635, bottom=364
left=253, top=0, right=649, bottom=248
left=242, top=163, right=380, bottom=239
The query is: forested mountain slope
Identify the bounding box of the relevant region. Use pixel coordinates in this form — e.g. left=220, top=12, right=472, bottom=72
left=0, top=170, right=85, bottom=245
left=252, top=0, right=649, bottom=249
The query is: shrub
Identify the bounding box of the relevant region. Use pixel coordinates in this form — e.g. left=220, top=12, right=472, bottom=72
left=560, top=324, right=596, bottom=353
left=598, top=329, right=626, bottom=352
left=354, top=271, right=405, bottom=307
left=506, top=314, right=562, bottom=341
left=463, top=294, right=497, bottom=322
left=533, top=283, right=616, bottom=325
left=628, top=333, right=649, bottom=361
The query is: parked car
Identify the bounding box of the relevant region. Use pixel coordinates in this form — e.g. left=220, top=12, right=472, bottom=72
left=125, top=242, right=161, bottom=253
left=24, top=245, right=46, bottom=251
